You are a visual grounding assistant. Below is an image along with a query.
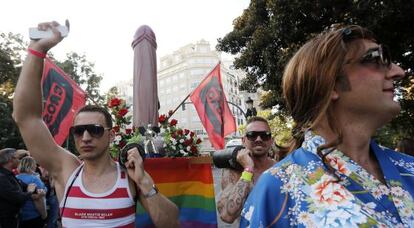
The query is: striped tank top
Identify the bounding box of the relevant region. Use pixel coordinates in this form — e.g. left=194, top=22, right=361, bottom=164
left=60, top=163, right=135, bottom=228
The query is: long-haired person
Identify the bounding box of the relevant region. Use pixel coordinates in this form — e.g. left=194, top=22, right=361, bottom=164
left=240, top=25, right=414, bottom=227
left=16, top=156, right=47, bottom=228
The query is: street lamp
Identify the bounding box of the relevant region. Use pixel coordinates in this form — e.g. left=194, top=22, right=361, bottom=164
left=245, top=97, right=257, bottom=119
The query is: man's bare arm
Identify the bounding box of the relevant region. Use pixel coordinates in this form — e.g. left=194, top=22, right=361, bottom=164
left=13, top=21, right=79, bottom=184
left=136, top=173, right=180, bottom=228
left=126, top=148, right=179, bottom=227
left=217, top=168, right=253, bottom=223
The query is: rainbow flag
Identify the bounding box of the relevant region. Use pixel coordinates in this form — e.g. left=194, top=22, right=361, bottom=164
left=136, top=157, right=217, bottom=228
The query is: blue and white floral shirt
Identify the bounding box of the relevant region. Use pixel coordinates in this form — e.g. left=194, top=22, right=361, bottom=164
left=240, top=131, right=414, bottom=227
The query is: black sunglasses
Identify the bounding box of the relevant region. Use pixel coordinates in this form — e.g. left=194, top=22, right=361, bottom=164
left=245, top=131, right=272, bottom=141
left=358, top=45, right=391, bottom=68
left=70, top=124, right=110, bottom=138
left=341, top=27, right=392, bottom=69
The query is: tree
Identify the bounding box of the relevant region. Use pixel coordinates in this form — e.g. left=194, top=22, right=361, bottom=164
left=0, top=33, right=27, bottom=148
left=55, top=52, right=105, bottom=105
left=0, top=31, right=105, bottom=148
left=217, top=0, right=414, bottom=145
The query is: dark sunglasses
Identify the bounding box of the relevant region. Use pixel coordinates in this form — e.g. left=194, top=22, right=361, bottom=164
left=245, top=131, right=272, bottom=141
left=341, top=27, right=392, bottom=68
left=358, top=45, right=391, bottom=68
left=70, top=124, right=110, bottom=138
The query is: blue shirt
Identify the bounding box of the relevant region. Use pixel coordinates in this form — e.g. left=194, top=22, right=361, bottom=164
left=240, top=131, right=414, bottom=227
left=16, top=173, right=47, bottom=221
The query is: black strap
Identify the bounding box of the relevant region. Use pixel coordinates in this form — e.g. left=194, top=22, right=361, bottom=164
left=60, top=165, right=83, bottom=217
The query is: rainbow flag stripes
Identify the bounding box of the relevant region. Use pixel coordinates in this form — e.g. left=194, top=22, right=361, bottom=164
left=136, top=157, right=217, bottom=228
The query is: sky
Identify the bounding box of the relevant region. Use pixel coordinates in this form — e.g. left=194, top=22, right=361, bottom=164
left=0, top=0, right=250, bottom=92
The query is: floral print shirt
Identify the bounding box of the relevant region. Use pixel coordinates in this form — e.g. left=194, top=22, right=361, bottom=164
left=240, top=131, right=414, bottom=228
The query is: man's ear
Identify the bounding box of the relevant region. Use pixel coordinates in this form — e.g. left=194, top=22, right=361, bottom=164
left=242, top=136, right=247, bottom=146
left=109, top=129, right=115, bottom=142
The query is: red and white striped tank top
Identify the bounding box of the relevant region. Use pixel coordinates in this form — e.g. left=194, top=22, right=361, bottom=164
left=60, top=163, right=135, bottom=228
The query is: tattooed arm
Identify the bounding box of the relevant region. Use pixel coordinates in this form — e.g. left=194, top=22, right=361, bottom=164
left=217, top=168, right=253, bottom=223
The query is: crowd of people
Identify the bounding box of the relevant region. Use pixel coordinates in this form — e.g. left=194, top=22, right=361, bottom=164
left=0, top=149, right=59, bottom=228
left=1, top=21, right=413, bottom=228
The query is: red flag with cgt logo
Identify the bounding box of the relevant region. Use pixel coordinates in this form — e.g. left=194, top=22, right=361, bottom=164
left=41, top=58, right=86, bottom=145
left=190, top=63, right=236, bottom=149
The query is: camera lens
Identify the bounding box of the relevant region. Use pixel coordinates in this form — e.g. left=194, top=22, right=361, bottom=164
left=212, top=146, right=244, bottom=171
left=119, top=143, right=145, bottom=168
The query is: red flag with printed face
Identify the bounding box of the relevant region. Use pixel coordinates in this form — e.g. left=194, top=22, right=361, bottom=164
left=190, top=63, right=236, bottom=149
left=41, top=58, right=86, bottom=145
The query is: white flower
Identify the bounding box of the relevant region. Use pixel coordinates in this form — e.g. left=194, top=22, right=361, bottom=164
left=372, top=189, right=383, bottom=200
left=180, top=150, right=187, bottom=156
left=171, top=138, right=177, bottom=145
left=391, top=186, right=404, bottom=197
left=115, top=135, right=122, bottom=141
left=186, top=146, right=191, bottom=151
left=363, top=202, right=377, bottom=214
left=298, top=211, right=311, bottom=224
left=400, top=207, right=412, bottom=217
left=379, top=185, right=390, bottom=195
left=179, top=139, right=184, bottom=143
left=171, top=145, right=176, bottom=150
left=393, top=198, right=404, bottom=208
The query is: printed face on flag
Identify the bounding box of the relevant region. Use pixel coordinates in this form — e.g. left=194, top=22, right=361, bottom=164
left=199, top=76, right=224, bottom=136
left=190, top=63, right=236, bottom=149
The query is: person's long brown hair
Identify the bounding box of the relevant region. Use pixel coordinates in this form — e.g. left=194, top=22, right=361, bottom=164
left=282, top=25, right=376, bottom=179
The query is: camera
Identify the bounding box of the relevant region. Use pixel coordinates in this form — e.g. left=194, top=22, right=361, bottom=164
left=212, top=146, right=245, bottom=171
left=119, top=143, right=146, bottom=169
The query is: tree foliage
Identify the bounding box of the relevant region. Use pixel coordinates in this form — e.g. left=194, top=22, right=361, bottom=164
left=55, top=52, right=105, bottom=105
left=217, top=0, right=414, bottom=145
left=0, top=31, right=105, bottom=149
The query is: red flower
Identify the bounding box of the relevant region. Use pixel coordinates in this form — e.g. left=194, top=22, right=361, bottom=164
left=196, top=138, right=202, bottom=144
left=119, top=140, right=126, bottom=148
left=109, top=98, right=121, bottom=108
left=171, top=132, right=176, bottom=138
left=170, top=119, right=178, bottom=126
left=190, top=145, right=198, bottom=153
left=118, top=108, right=128, bottom=117
left=190, top=131, right=195, bottom=137
left=113, top=126, right=120, bottom=132
left=184, top=129, right=190, bottom=135
left=168, top=110, right=174, bottom=117
left=159, top=114, right=167, bottom=123
left=177, top=129, right=183, bottom=135
left=125, top=128, right=132, bottom=135
left=184, top=139, right=192, bottom=146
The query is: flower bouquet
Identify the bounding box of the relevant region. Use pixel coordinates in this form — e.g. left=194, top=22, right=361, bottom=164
left=158, top=111, right=202, bottom=157
left=107, top=97, right=141, bottom=159
left=108, top=97, right=202, bottom=158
